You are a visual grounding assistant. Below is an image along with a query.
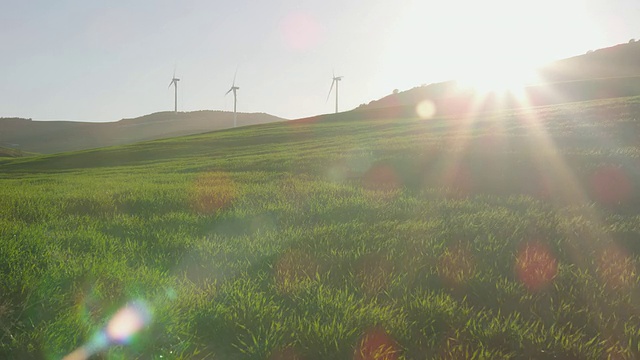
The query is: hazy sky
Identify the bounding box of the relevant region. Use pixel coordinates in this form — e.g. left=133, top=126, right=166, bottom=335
left=2, top=0, right=639, bottom=122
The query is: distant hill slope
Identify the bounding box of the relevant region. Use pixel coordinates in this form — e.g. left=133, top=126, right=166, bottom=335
left=538, top=41, right=640, bottom=82
left=0, top=111, right=285, bottom=154
left=357, top=41, right=640, bottom=119
left=0, top=146, right=31, bottom=158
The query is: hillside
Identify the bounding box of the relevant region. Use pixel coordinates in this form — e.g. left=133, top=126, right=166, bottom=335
left=0, top=146, right=31, bottom=158
left=0, top=111, right=285, bottom=154
left=2, top=96, right=640, bottom=359
left=359, top=41, right=640, bottom=119
left=538, top=41, right=640, bottom=83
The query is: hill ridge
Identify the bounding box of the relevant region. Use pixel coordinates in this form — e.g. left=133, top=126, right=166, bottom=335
left=357, top=41, right=640, bottom=118
left=0, top=111, right=286, bottom=154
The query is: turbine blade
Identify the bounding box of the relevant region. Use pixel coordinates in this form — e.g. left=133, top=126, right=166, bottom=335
left=168, top=79, right=174, bottom=88
left=326, top=79, right=335, bottom=102
left=232, top=67, right=238, bottom=87
left=225, top=88, right=233, bottom=95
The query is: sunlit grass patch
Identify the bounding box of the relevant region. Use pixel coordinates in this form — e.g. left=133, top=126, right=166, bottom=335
left=189, top=171, right=239, bottom=215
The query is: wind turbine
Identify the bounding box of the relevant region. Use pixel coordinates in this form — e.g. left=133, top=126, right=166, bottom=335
left=225, top=69, right=240, bottom=127
left=326, top=71, right=343, bottom=114
left=168, top=71, right=180, bottom=113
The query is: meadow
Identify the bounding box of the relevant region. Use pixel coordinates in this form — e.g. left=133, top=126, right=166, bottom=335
left=2, top=96, right=640, bottom=359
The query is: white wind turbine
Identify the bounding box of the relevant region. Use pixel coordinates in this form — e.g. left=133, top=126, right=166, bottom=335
left=326, top=71, right=343, bottom=114
left=225, top=70, right=240, bottom=127
left=168, top=70, right=180, bottom=113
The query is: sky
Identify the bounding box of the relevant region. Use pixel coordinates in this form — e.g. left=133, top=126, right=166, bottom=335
left=1, top=0, right=640, bottom=122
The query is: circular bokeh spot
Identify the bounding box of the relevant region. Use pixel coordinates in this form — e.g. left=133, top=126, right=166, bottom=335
left=106, top=300, right=152, bottom=344
left=515, top=242, right=558, bottom=291
left=416, top=100, right=437, bottom=119
left=327, top=159, right=350, bottom=182
left=280, top=12, right=323, bottom=51
left=533, top=172, right=554, bottom=200
left=590, top=165, right=632, bottom=206
left=442, top=163, right=472, bottom=198
left=362, top=163, right=401, bottom=192
left=354, top=327, right=400, bottom=360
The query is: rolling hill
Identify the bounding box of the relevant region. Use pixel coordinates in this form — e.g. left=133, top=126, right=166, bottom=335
left=2, top=93, right=640, bottom=358
left=358, top=41, right=640, bottom=119
left=0, top=146, right=31, bottom=158
left=538, top=40, right=640, bottom=82
left=0, top=111, right=286, bottom=154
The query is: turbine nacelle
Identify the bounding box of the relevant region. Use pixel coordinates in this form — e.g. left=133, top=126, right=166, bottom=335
left=225, top=86, right=240, bottom=95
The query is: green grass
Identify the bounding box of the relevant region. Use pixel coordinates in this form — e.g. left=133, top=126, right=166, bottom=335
left=2, top=97, right=640, bottom=359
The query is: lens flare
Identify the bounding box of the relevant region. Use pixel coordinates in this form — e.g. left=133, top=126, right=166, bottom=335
left=280, top=12, right=323, bottom=51
left=362, top=163, right=401, bottom=192
left=354, top=327, right=400, bottom=360
left=327, top=159, right=350, bottom=182
left=442, top=163, right=472, bottom=198
left=106, top=300, right=152, bottom=344
left=416, top=100, right=436, bottom=119
left=515, top=242, right=558, bottom=291
left=63, top=300, right=151, bottom=360
left=457, top=65, right=539, bottom=97
left=590, top=165, right=632, bottom=206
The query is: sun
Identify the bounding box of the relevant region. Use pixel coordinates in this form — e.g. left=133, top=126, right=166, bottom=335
left=379, top=0, right=600, bottom=103
left=455, top=59, right=541, bottom=98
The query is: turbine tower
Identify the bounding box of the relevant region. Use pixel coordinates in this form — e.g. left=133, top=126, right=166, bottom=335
left=326, top=72, right=343, bottom=114
left=225, top=70, right=240, bottom=127
left=168, top=71, right=180, bottom=113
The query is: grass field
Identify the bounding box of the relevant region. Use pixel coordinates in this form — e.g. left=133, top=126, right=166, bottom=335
left=2, top=97, right=640, bottom=359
